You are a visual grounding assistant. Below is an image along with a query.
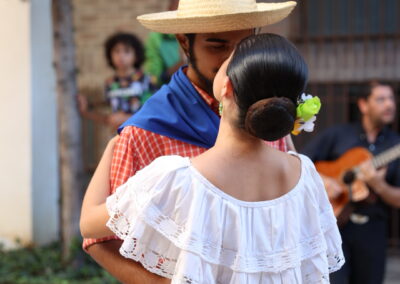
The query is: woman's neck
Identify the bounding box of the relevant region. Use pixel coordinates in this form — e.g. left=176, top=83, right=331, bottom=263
left=213, top=116, right=265, bottom=158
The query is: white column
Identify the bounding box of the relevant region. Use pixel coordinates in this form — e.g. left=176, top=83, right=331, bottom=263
left=31, top=0, right=59, bottom=246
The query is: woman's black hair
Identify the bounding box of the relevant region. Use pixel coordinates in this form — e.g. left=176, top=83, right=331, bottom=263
left=227, top=33, right=308, bottom=141
left=104, top=32, right=145, bottom=70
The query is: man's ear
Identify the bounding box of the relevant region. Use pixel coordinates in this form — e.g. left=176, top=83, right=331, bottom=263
left=357, top=98, right=368, bottom=115
left=176, top=34, right=190, bottom=57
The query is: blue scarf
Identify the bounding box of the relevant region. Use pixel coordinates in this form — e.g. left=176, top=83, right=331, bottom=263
left=118, top=67, right=220, bottom=149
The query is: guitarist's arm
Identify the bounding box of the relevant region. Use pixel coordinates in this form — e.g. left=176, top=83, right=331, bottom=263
left=302, top=128, right=342, bottom=199
left=359, top=161, right=400, bottom=208
left=320, top=174, right=343, bottom=199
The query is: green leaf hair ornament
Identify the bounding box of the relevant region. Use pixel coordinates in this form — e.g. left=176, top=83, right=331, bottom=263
left=292, top=94, right=322, bottom=136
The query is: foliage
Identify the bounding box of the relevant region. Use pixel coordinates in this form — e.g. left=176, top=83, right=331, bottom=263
left=0, top=238, right=119, bottom=284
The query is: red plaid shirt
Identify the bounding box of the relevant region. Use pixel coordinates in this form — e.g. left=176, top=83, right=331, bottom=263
left=83, top=83, right=287, bottom=250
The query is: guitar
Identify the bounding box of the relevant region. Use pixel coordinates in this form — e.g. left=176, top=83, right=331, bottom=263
left=315, top=144, right=400, bottom=221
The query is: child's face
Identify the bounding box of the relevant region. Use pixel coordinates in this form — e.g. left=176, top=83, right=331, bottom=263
left=111, top=43, right=135, bottom=70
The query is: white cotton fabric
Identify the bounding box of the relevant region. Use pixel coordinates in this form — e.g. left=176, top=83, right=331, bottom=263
left=106, top=153, right=344, bottom=283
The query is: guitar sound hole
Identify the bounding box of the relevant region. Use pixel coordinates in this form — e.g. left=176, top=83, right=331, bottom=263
left=343, top=170, right=355, bottom=185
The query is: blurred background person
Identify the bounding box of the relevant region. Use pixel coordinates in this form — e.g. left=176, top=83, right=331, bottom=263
left=144, top=0, right=186, bottom=87
left=78, top=32, right=155, bottom=130
left=303, top=81, right=400, bottom=284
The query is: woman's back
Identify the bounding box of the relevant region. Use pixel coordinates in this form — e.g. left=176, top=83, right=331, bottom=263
left=192, top=144, right=302, bottom=203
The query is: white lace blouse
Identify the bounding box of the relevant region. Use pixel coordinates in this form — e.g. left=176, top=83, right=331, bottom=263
left=106, top=153, right=344, bottom=283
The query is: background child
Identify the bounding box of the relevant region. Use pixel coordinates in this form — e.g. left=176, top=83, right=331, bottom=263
left=78, top=32, right=155, bottom=130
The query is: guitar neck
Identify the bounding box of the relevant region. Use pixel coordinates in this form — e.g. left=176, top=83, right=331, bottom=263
left=372, top=144, right=400, bottom=168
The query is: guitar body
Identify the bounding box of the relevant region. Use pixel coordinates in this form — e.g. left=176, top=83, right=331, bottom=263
left=315, top=147, right=372, bottom=217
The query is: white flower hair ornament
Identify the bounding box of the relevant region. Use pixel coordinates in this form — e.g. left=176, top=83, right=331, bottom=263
left=291, top=93, right=321, bottom=135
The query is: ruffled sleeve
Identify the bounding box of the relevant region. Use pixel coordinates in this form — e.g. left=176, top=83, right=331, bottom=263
left=301, top=154, right=345, bottom=273
left=105, top=155, right=190, bottom=255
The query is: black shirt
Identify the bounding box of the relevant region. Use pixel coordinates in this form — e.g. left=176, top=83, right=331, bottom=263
left=302, top=122, right=400, bottom=219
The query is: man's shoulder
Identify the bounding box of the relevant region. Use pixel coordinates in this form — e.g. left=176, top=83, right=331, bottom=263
left=119, top=125, right=174, bottom=144
left=331, top=122, right=358, bottom=132
left=143, top=77, right=187, bottom=102
left=385, top=127, right=400, bottom=137
left=384, top=127, right=400, bottom=144
left=120, top=125, right=154, bottom=138
left=313, top=123, right=353, bottom=138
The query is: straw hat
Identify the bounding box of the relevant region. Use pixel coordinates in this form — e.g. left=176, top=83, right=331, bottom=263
left=137, top=0, right=296, bottom=34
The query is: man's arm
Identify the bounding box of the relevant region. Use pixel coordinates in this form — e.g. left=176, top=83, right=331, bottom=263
left=359, top=161, right=400, bottom=208
left=80, top=137, right=116, bottom=239
left=87, top=240, right=169, bottom=284
left=85, top=128, right=170, bottom=283
left=301, top=127, right=344, bottom=198
left=374, top=182, right=400, bottom=208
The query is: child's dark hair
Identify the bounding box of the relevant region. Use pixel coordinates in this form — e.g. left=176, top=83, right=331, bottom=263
left=227, top=33, right=308, bottom=141
left=104, top=32, right=145, bottom=69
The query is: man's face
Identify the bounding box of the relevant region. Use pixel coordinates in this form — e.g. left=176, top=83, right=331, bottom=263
left=361, top=85, right=396, bottom=126
left=180, top=29, right=253, bottom=95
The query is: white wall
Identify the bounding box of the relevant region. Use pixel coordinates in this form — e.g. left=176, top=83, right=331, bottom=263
left=0, top=0, right=32, bottom=248
left=0, top=0, right=59, bottom=248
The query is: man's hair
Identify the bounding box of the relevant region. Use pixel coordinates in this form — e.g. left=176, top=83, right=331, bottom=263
left=104, top=32, right=145, bottom=70
left=183, top=33, right=214, bottom=95
left=359, top=80, right=394, bottom=100
left=184, top=33, right=196, bottom=62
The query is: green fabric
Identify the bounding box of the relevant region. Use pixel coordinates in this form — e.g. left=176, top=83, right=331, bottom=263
left=144, top=33, right=180, bottom=83
left=160, top=38, right=180, bottom=68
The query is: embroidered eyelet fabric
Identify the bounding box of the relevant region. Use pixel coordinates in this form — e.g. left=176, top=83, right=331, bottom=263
left=106, top=154, right=344, bottom=283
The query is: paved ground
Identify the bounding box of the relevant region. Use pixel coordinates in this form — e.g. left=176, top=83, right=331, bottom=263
left=385, top=254, right=400, bottom=284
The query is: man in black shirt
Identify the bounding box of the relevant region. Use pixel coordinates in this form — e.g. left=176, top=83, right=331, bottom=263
left=303, top=81, right=400, bottom=284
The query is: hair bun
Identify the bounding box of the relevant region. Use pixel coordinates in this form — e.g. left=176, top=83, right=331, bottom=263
left=244, top=97, right=296, bottom=141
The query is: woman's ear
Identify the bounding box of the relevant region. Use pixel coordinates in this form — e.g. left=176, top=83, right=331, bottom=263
left=221, top=77, right=234, bottom=100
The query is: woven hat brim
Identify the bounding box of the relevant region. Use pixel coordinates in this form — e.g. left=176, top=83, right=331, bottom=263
left=137, top=2, right=296, bottom=34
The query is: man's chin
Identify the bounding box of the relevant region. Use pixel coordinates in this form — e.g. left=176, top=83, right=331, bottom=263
left=380, top=117, right=395, bottom=125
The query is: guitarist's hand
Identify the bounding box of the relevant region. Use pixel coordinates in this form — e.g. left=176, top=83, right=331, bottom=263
left=359, top=161, right=387, bottom=192
left=321, top=175, right=343, bottom=199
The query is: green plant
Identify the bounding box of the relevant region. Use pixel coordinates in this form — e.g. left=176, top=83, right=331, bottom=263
left=0, top=238, right=119, bottom=284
